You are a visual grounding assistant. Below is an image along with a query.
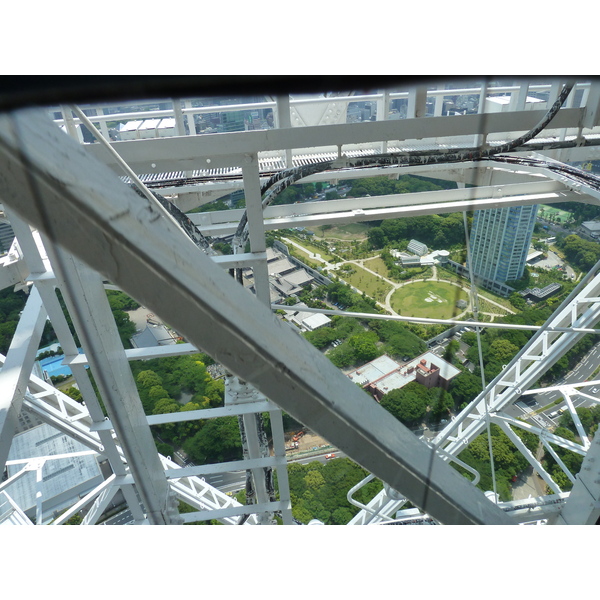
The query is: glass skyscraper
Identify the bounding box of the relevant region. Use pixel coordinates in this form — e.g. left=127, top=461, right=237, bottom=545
left=469, top=205, right=539, bottom=284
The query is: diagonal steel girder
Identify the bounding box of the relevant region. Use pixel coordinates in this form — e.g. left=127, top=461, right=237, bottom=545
left=352, top=249, right=600, bottom=524
left=0, top=108, right=514, bottom=525
left=2, top=356, right=258, bottom=525
left=433, top=263, right=600, bottom=457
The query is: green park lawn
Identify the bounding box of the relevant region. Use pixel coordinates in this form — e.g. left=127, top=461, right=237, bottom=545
left=362, top=256, right=391, bottom=278
left=290, top=238, right=337, bottom=262
left=390, top=281, right=469, bottom=319
left=539, top=204, right=573, bottom=223
left=308, top=222, right=372, bottom=240
left=341, top=264, right=393, bottom=302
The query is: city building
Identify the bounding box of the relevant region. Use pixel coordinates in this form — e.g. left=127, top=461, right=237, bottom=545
left=284, top=304, right=331, bottom=331
left=6, top=423, right=104, bottom=523
left=244, top=247, right=317, bottom=301
left=0, top=219, right=15, bottom=254
left=519, top=283, right=562, bottom=302
left=347, top=352, right=460, bottom=401
left=407, top=239, right=428, bottom=256
left=469, top=205, right=539, bottom=285
left=581, top=220, right=600, bottom=238
left=130, top=323, right=178, bottom=348
left=397, top=248, right=449, bottom=268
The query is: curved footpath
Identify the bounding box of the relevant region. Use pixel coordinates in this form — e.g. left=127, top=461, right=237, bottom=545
left=280, top=237, right=515, bottom=319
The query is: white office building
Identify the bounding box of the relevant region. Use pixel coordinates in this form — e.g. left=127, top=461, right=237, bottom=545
left=469, top=205, right=539, bottom=284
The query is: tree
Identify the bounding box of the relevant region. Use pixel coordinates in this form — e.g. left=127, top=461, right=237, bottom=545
left=152, top=397, right=181, bottom=415
left=367, top=227, right=386, bottom=249
left=348, top=332, right=380, bottom=362
left=304, top=469, right=326, bottom=490
left=303, top=326, right=337, bottom=349
left=328, top=342, right=357, bottom=368
left=489, top=338, right=519, bottom=365
left=112, top=308, right=136, bottom=348
left=303, top=183, right=315, bottom=198
left=380, top=382, right=429, bottom=426
left=64, top=386, right=83, bottom=403
left=148, top=385, right=172, bottom=404
left=203, top=378, right=225, bottom=407
left=136, top=369, right=163, bottom=389
left=428, top=388, right=454, bottom=420
left=106, top=290, right=140, bottom=311
left=385, top=333, right=426, bottom=360
left=509, top=292, right=527, bottom=310
left=443, top=339, right=460, bottom=363
left=461, top=331, right=477, bottom=346
left=183, top=417, right=243, bottom=464
left=449, top=372, right=482, bottom=405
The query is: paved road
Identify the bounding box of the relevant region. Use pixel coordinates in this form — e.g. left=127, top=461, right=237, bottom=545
left=102, top=509, right=134, bottom=525
left=282, top=236, right=514, bottom=319
left=193, top=450, right=347, bottom=496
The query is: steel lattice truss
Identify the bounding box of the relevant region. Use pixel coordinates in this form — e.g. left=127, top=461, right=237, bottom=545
left=2, top=78, right=600, bottom=525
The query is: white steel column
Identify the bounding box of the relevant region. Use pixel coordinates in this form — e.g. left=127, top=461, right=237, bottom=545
left=5, top=210, right=147, bottom=522
left=0, top=108, right=513, bottom=524
left=173, top=98, right=186, bottom=136
left=406, top=86, right=428, bottom=119
left=96, top=108, right=110, bottom=140
left=242, top=157, right=270, bottom=307
left=510, top=81, right=530, bottom=112
left=183, top=99, right=195, bottom=135
left=46, top=247, right=181, bottom=524
left=556, top=428, right=600, bottom=524
left=433, top=84, right=445, bottom=117
left=61, top=105, right=80, bottom=140
left=559, top=84, right=576, bottom=143
left=275, top=95, right=293, bottom=168
left=0, top=287, right=46, bottom=472
left=237, top=155, right=292, bottom=524
left=377, top=89, right=391, bottom=153
left=474, top=80, right=489, bottom=147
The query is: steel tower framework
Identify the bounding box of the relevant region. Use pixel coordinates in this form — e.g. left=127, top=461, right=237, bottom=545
left=2, top=77, right=600, bottom=525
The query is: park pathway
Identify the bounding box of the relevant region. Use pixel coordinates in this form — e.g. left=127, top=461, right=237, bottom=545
left=281, top=236, right=515, bottom=319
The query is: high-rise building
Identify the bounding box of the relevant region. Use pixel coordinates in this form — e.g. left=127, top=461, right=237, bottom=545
left=469, top=205, right=539, bottom=285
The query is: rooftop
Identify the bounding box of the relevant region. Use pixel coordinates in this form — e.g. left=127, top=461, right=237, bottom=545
left=347, top=352, right=460, bottom=393
left=6, top=423, right=103, bottom=521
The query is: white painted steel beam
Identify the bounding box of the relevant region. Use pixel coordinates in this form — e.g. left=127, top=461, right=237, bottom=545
left=357, top=264, right=600, bottom=523
left=495, top=420, right=561, bottom=495
left=51, top=474, right=118, bottom=525
left=269, top=304, right=600, bottom=336
left=0, top=109, right=513, bottom=525
left=145, top=400, right=277, bottom=428
left=0, top=287, right=46, bottom=472
left=50, top=249, right=180, bottom=525
left=556, top=428, right=600, bottom=524
left=179, top=500, right=291, bottom=524
left=82, top=484, right=121, bottom=525
left=193, top=190, right=583, bottom=237
left=164, top=455, right=286, bottom=480
left=83, top=107, right=585, bottom=173
left=17, top=366, right=259, bottom=525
